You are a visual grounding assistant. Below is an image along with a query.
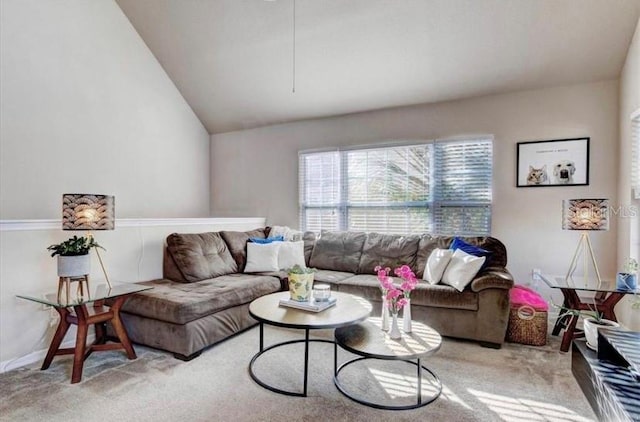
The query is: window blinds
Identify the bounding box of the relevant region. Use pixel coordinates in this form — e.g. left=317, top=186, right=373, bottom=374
left=433, top=139, right=492, bottom=235
left=299, top=138, right=493, bottom=235
left=298, top=150, right=341, bottom=233
left=343, top=145, right=431, bottom=234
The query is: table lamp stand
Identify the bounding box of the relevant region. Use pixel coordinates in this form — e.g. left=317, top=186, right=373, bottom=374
left=87, top=231, right=112, bottom=289
left=565, top=231, right=603, bottom=286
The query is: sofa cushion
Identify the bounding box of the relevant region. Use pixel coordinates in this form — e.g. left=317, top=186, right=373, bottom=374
left=410, top=282, right=479, bottom=311
left=167, top=232, right=238, bottom=282
left=220, top=228, right=268, bottom=272
left=302, top=231, right=317, bottom=265
left=338, top=274, right=478, bottom=311
left=357, top=233, right=420, bottom=274
left=313, top=269, right=355, bottom=286
left=309, top=231, right=366, bottom=273
left=121, top=274, right=281, bottom=324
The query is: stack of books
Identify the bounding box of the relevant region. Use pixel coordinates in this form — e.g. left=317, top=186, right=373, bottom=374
left=279, top=296, right=337, bottom=312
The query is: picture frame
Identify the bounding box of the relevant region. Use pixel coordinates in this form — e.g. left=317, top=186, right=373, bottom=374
left=516, top=137, right=589, bottom=187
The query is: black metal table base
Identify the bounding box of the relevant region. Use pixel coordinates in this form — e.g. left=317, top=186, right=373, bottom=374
left=248, top=323, right=334, bottom=397
left=334, top=355, right=442, bottom=410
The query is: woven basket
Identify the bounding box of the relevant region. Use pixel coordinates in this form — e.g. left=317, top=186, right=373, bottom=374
left=506, top=305, right=547, bottom=346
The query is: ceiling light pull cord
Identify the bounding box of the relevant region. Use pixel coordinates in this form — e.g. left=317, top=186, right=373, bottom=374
left=292, top=0, right=296, bottom=93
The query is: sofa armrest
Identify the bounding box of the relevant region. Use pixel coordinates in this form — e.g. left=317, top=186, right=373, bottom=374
left=470, top=267, right=514, bottom=292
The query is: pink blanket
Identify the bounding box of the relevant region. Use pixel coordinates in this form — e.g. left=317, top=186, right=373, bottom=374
left=510, top=285, right=548, bottom=311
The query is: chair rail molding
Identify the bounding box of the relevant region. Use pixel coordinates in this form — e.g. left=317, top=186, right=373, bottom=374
left=0, top=217, right=267, bottom=232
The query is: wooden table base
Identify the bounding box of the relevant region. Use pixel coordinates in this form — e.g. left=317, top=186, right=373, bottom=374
left=41, top=295, right=136, bottom=383
left=551, top=289, right=625, bottom=353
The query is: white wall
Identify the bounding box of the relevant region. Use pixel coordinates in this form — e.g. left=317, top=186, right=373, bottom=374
left=0, top=218, right=265, bottom=370
left=617, top=17, right=640, bottom=331
left=0, top=0, right=210, bottom=219
left=212, top=80, right=621, bottom=316
left=0, top=0, right=220, bottom=370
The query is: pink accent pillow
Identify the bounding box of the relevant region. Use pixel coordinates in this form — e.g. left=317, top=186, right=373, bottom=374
left=510, top=285, right=548, bottom=311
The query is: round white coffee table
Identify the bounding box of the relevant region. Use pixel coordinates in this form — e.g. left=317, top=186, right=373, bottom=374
left=248, top=291, right=372, bottom=397
left=334, top=318, right=442, bottom=410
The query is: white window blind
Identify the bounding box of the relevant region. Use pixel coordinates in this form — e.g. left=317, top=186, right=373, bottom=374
left=433, top=139, right=493, bottom=235
left=299, top=138, right=493, bottom=235
left=632, top=112, right=640, bottom=199
left=344, top=144, right=432, bottom=234
left=298, top=150, right=341, bottom=232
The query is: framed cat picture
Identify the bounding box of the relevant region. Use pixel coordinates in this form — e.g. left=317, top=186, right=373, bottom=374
left=516, top=137, right=589, bottom=187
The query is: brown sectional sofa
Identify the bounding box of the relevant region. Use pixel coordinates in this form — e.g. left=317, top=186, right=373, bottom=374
left=117, top=228, right=514, bottom=360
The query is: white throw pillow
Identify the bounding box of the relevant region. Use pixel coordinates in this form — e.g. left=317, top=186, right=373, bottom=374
left=244, top=242, right=281, bottom=273
left=278, top=241, right=306, bottom=270
left=441, top=249, right=486, bottom=292
left=423, top=248, right=454, bottom=284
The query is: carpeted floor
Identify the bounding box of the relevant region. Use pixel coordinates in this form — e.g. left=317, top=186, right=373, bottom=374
left=0, top=324, right=596, bottom=422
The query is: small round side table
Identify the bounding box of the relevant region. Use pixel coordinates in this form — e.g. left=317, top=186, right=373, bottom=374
left=334, top=318, right=442, bottom=410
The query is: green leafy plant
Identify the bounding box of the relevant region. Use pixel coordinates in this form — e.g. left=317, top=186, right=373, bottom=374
left=550, top=299, right=604, bottom=322
left=47, top=235, right=104, bottom=257
left=625, top=258, right=640, bottom=310
left=286, top=264, right=316, bottom=274
left=621, top=258, right=639, bottom=275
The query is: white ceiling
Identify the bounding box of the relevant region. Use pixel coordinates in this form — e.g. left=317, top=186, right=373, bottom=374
left=115, top=0, right=640, bottom=134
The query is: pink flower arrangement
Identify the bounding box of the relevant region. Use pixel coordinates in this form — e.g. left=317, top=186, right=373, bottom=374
left=374, top=264, right=418, bottom=314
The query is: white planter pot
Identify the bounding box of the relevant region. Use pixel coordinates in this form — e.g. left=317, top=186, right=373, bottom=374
left=288, top=273, right=314, bottom=301
left=583, top=317, right=619, bottom=350
left=57, top=255, right=91, bottom=277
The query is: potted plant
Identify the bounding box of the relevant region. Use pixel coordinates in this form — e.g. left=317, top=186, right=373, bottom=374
left=616, top=258, right=638, bottom=292
left=553, top=301, right=620, bottom=351
left=582, top=311, right=620, bottom=351
left=287, top=265, right=316, bottom=302
left=47, top=235, right=103, bottom=277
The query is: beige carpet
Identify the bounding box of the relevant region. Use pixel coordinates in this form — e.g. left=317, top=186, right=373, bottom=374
left=0, top=325, right=596, bottom=422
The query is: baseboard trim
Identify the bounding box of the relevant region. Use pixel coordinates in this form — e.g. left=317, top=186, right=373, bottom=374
left=0, top=218, right=266, bottom=232
left=0, top=334, right=95, bottom=373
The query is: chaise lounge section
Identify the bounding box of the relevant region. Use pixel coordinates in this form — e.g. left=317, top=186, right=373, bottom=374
left=117, top=229, right=283, bottom=360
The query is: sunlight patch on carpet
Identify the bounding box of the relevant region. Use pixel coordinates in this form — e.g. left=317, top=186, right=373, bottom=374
left=367, top=367, right=439, bottom=398
left=437, top=385, right=473, bottom=410
left=468, top=388, right=594, bottom=422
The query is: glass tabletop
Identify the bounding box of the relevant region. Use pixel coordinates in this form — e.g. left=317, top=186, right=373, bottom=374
left=17, top=282, right=152, bottom=308
left=540, top=274, right=639, bottom=294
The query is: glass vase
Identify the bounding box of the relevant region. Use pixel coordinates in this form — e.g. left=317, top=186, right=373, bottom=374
left=381, top=295, right=390, bottom=331
left=389, top=312, right=402, bottom=339
left=403, top=299, right=412, bottom=333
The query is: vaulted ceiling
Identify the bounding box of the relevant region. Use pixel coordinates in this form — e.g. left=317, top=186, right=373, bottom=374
left=116, top=0, right=640, bottom=134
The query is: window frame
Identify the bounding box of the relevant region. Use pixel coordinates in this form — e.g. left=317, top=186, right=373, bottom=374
left=299, top=137, right=493, bottom=235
